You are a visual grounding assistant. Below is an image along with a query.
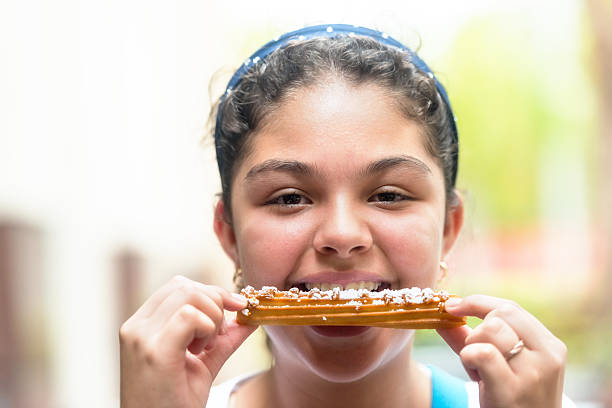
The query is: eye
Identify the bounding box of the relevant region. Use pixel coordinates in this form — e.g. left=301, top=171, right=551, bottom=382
left=368, top=189, right=413, bottom=205
left=370, top=192, right=404, bottom=202
left=266, top=192, right=312, bottom=206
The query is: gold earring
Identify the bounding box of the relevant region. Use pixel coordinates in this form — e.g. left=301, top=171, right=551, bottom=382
left=233, top=267, right=245, bottom=290
left=437, top=261, right=448, bottom=286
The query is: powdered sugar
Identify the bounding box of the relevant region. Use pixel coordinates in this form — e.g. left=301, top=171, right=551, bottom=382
left=240, top=285, right=450, bottom=305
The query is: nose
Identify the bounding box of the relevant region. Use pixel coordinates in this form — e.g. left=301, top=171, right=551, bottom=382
left=312, top=197, right=373, bottom=258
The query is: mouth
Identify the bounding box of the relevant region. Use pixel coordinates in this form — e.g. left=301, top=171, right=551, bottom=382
left=294, top=281, right=392, bottom=292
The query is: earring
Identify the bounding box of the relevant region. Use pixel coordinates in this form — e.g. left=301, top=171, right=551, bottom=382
left=437, top=260, right=448, bottom=286
left=233, top=267, right=245, bottom=290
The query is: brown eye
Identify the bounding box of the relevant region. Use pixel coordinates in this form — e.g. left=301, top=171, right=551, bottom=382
left=267, top=193, right=311, bottom=206
left=369, top=192, right=408, bottom=203
left=280, top=193, right=303, bottom=205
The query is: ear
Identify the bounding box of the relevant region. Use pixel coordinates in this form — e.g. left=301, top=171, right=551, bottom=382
left=441, top=190, right=464, bottom=258
left=213, top=200, right=239, bottom=264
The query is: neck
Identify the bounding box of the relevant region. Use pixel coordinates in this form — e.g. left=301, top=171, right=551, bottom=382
left=264, top=340, right=430, bottom=408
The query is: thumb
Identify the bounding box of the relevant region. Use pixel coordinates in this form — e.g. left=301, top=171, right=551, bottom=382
left=436, top=325, right=471, bottom=355
left=200, top=316, right=258, bottom=378
left=437, top=326, right=482, bottom=382
left=437, top=297, right=472, bottom=355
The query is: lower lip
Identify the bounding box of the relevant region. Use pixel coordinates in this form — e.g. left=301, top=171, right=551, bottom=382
left=310, top=325, right=371, bottom=337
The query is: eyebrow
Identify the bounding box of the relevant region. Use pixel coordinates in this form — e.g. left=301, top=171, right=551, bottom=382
left=245, top=159, right=315, bottom=181
left=244, top=155, right=431, bottom=181
left=362, top=155, right=432, bottom=177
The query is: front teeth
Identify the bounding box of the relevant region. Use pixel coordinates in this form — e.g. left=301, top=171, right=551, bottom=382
left=305, top=282, right=336, bottom=291
left=304, top=281, right=381, bottom=291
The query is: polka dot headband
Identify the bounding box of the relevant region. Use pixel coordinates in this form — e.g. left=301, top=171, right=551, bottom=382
left=214, top=24, right=458, bottom=184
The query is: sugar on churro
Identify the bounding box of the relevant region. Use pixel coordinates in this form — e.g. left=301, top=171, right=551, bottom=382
left=236, top=286, right=466, bottom=329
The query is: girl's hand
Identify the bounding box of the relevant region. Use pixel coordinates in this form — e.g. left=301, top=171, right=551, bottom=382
left=437, top=295, right=568, bottom=408
left=119, top=275, right=257, bottom=408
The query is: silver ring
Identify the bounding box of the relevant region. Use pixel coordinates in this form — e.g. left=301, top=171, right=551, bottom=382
left=505, top=339, right=525, bottom=360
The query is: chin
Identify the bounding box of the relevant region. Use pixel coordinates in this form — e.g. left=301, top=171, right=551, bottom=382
left=266, top=325, right=415, bottom=383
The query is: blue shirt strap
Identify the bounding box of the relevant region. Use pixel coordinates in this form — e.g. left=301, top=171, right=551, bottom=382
left=428, top=365, right=469, bottom=408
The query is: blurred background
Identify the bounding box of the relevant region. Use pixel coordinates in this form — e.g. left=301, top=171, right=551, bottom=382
left=1, top=0, right=611, bottom=406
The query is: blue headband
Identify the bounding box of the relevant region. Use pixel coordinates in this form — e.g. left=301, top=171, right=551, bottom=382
left=215, top=24, right=458, bottom=184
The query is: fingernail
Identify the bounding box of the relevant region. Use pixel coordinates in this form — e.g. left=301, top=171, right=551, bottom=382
left=445, top=298, right=461, bottom=308
left=232, top=293, right=247, bottom=304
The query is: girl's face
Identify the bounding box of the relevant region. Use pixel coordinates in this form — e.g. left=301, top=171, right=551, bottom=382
left=215, top=79, right=463, bottom=382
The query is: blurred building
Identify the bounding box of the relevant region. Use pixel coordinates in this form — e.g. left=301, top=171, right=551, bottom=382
left=0, top=221, right=50, bottom=408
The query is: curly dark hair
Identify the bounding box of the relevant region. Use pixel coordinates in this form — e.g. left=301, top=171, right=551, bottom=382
left=210, top=35, right=458, bottom=220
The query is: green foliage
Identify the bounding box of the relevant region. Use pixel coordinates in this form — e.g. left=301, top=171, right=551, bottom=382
left=441, top=14, right=596, bottom=228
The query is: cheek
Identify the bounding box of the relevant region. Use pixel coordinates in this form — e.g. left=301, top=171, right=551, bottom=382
left=235, top=215, right=313, bottom=287
left=373, top=210, right=444, bottom=286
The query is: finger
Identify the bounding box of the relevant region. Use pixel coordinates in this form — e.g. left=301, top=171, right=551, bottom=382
left=445, top=295, right=553, bottom=350
left=465, top=316, right=521, bottom=358
left=151, top=286, right=225, bottom=334
left=217, top=290, right=248, bottom=312
left=131, top=275, right=191, bottom=319
left=437, top=325, right=472, bottom=355
left=445, top=295, right=512, bottom=319
left=187, top=337, right=208, bottom=355
left=137, top=276, right=246, bottom=320
left=179, top=281, right=247, bottom=312
left=198, top=318, right=258, bottom=379
left=159, top=304, right=218, bottom=360
left=460, top=342, right=516, bottom=397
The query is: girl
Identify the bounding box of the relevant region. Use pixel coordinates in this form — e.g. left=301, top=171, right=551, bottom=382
left=119, top=24, right=571, bottom=407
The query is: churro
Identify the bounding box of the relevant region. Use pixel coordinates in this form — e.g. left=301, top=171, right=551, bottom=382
left=236, top=286, right=466, bottom=329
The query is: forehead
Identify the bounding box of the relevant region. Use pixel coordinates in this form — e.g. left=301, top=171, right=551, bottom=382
left=239, top=80, right=438, bottom=174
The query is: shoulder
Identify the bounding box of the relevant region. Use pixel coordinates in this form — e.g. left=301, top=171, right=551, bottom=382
left=206, top=372, right=260, bottom=408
